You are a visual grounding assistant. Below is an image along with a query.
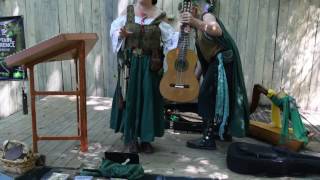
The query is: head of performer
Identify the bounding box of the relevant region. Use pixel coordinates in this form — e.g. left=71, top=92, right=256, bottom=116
left=136, top=0, right=157, bottom=6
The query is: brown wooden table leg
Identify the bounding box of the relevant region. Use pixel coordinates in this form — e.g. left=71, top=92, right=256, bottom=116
left=75, top=59, right=80, bottom=136
left=29, top=65, right=38, bottom=153
left=78, top=41, right=88, bottom=152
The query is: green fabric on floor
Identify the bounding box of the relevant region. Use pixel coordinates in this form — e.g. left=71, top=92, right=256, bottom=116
left=80, top=159, right=144, bottom=180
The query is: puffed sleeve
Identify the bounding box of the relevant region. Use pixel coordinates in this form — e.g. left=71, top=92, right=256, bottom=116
left=110, top=15, right=126, bottom=53
left=159, top=21, right=179, bottom=54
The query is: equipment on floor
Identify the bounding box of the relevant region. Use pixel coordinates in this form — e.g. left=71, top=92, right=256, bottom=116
left=0, top=166, right=50, bottom=180
left=164, top=103, right=203, bottom=133
left=105, top=151, right=139, bottom=164
left=249, top=84, right=308, bottom=151
left=227, top=142, right=320, bottom=177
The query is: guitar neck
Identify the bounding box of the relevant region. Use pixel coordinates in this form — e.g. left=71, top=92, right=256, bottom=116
left=177, top=0, right=192, bottom=62
left=177, top=24, right=190, bottom=61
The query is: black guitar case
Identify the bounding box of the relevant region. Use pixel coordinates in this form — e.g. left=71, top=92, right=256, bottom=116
left=227, top=142, right=320, bottom=177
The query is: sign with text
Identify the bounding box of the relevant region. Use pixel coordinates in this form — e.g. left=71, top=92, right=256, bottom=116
left=0, top=16, right=26, bottom=80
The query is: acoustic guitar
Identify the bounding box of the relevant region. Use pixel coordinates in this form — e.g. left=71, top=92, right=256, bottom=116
left=160, top=0, right=199, bottom=103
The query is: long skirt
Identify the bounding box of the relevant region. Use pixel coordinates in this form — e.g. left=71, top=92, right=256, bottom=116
left=110, top=54, right=164, bottom=144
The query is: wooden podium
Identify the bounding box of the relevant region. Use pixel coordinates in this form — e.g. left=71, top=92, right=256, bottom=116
left=5, top=33, right=98, bottom=153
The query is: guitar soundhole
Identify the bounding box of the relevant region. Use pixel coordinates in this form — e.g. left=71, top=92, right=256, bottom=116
left=174, top=60, right=189, bottom=72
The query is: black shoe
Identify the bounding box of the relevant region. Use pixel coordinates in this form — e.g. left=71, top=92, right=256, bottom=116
left=186, top=118, right=217, bottom=150
left=186, top=137, right=217, bottom=150
left=140, top=142, right=154, bottom=154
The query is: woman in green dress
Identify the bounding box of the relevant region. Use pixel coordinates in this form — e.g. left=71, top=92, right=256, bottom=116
left=109, top=0, right=179, bottom=153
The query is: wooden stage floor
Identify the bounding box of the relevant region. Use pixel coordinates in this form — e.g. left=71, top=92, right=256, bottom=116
left=0, top=96, right=319, bottom=179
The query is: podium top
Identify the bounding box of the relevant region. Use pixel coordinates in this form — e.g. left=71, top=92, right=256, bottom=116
left=5, top=33, right=98, bottom=67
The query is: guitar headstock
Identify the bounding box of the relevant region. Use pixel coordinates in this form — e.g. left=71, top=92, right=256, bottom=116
left=182, top=0, right=192, bottom=13
left=181, top=0, right=192, bottom=33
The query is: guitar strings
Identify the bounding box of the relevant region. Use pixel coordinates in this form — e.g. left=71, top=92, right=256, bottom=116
left=176, top=26, right=189, bottom=86
left=175, top=1, right=191, bottom=87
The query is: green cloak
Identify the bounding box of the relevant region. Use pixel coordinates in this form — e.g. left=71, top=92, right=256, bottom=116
left=215, top=17, right=250, bottom=137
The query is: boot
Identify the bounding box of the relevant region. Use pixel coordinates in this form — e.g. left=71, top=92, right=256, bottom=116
left=186, top=119, right=216, bottom=150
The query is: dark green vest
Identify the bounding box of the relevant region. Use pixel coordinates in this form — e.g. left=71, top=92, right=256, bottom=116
left=125, top=5, right=165, bottom=51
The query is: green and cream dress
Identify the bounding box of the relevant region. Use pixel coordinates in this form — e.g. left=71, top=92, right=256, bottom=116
left=109, top=5, right=179, bottom=144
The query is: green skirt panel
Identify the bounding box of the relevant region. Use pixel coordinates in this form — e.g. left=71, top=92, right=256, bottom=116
left=110, top=55, right=164, bottom=144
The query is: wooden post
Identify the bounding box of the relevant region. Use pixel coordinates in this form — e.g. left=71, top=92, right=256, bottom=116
left=29, top=65, right=39, bottom=153
left=78, top=41, right=88, bottom=152
left=74, top=58, right=80, bottom=136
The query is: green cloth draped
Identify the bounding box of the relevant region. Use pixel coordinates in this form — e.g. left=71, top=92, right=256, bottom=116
left=215, top=53, right=229, bottom=139
left=270, top=95, right=308, bottom=145
left=110, top=50, right=165, bottom=144
left=215, top=17, right=250, bottom=137
left=80, top=159, right=144, bottom=180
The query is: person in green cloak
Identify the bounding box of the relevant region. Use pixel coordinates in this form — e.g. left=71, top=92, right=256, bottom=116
left=180, top=0, right=250, bottom=150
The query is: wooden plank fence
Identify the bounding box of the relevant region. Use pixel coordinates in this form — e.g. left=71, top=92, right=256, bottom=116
left=0, top=0, right=319, bottom=118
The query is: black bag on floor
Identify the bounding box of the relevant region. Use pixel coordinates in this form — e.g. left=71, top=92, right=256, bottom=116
left=105, top=152, right=139, bottom=164
left=226, top=142, right=320, bottom=177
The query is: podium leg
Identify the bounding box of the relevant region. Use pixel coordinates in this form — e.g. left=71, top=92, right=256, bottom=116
left=29, top=65, right=38, bottom=153
left=78, top=41, right=88, bottom=152
left=74, top=59, right=80, bottom=136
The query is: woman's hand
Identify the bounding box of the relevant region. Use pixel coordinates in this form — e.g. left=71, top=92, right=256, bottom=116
left=119, top=27, right=133, bottom=38
left=180, top=12, right=223, bottom=37
left=180, top=12, right=196, bottom=27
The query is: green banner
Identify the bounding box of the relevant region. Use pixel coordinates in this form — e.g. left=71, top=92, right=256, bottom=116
left=0, top=16, right=26, bottom=80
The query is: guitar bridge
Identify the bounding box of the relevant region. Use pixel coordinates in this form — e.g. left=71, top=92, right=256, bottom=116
left=170, top=83, right=190, bottom=89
